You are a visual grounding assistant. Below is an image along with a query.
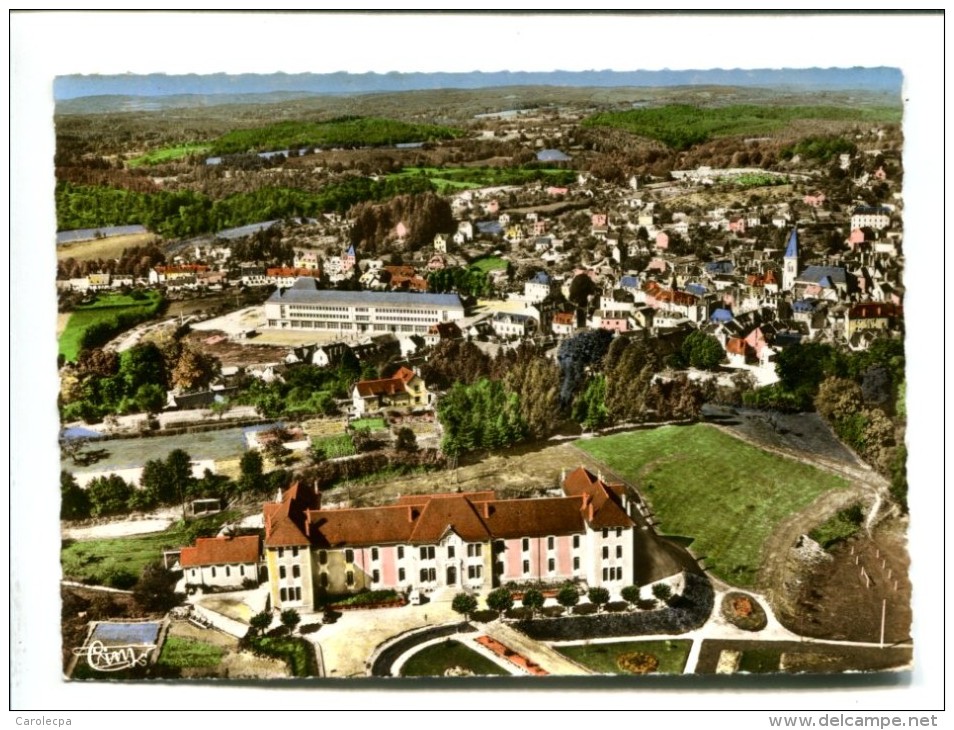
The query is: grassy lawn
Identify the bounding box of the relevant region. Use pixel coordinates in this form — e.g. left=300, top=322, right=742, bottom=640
left=128, top=143, right=212, bottom=167
left=157, top=635, right=224, bottom=669
left=61, top=511, right=239, bottom=588
left=556, top=640, right=692, bottom=675
left=577, top=424, right=849, bottom=586
left=400, top=639, right=509, bottom=677
left=469, top=256, right=509, bottom=273
left=738, top=647, right=781, bottom=673
left=58, top=290, right=164, bottom=361
left=350, top=417, right=386, bottom=431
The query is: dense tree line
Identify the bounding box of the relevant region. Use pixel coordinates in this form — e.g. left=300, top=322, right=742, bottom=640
left=349, top=191, right=455, bottom=253
left=426, top=267, right=493, bottom=297
left=60, top=445, right=290, bottom=522
left=60, top=338, right=220, bottom=422
left=209, top=116, right=463, bottom=156
left=55, top=176, right=436, bottom=237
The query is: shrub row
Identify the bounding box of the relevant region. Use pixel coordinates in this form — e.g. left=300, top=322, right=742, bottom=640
left=513, top=573, right=714, bottom=642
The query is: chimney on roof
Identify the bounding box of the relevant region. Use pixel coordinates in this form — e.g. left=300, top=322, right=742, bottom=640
left=275, top=487, right=283, bottom=504
left=561, top=468, right=567, bottom=484
left=483, top=502, right=491, bottom=519
left=582, top=492, right=591, bottom=509
left=588, top=502, right=594, bottom=522
left=597, top=470, right=603, bottom=483
left=408, top=506, right=416, bottom=523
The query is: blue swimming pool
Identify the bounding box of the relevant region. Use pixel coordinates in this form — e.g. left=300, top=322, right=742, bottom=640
left=90, top=621, right=161, bottom=646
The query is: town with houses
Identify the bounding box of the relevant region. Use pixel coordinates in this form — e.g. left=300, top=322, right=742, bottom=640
left=49, top=71, right=911, bottom=682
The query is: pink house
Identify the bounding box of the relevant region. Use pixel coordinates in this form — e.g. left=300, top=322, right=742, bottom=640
left=655, top=231, right=669, bottom=250
left=484, top=199, right=500, bottom=215
left=547, top=186, right=568, bottom=197
left=591, top=213, right=608, bottom=229
left=395, top=221, right=409, bottom=240
left=803, top=192, right=826, bottom=207
left=873, top=166, right=887, bottom=181
left=593, top=311, right=631, bottom=333
left=728, top=216, right=746, bottom=234
left=533, top=220, right=548, bottom=236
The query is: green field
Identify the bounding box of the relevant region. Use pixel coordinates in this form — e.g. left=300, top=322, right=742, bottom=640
left=386, top=166, right=576, bottom=193
left=58, top=290, right=164, bottom=361
left=400, top=639, right=509, bottom=677
left=577, top=425, right=849, bottom=586
left=127, top=143, right=212, bottom=167
left=157, top=636, right=225, bottom=670
left=312, top=433, right=356, bottom=459
left=61, top=511, right=238, bottom=588
left=583, top=104, right=902, bottom=150
left=350, top=417, right=387, bottom=431
left=469, top=256, right=509, bottom=273
left=210, top=117, right=463, bottom=156
left=556, top=640, right=692, bottom=675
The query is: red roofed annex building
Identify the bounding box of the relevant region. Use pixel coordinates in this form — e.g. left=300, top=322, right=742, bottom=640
left=263, top=467, right=637, bottom=611
left=181, top=535, right=262, bottom=590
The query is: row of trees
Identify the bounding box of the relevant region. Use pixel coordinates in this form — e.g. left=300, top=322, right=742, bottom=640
left=60, top=445, right=289, bottom=522
left=60, top=338, right=221, bottom=422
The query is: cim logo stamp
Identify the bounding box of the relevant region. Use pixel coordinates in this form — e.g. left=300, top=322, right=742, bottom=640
left=74, top=641, right=156, bottom=672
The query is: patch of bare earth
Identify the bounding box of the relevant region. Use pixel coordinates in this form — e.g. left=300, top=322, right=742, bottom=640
left=776, top=516, right=912, bottom=645
left=324, top=440, right=598, bottom=508
left=56, top=232, right=160, bottom=262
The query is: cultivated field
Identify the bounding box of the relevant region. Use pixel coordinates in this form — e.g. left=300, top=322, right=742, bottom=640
left=56, top=232, right=159, bottom=262
left=576, top=424, right=850, bottom=588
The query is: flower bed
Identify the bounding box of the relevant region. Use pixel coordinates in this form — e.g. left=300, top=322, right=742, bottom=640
left=617, top=651, right=660, bottom=675
left=720, top=592, right=768, bottom=632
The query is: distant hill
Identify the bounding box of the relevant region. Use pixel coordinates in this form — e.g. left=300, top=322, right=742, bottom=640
left=55, top=68, right=903, bottom=113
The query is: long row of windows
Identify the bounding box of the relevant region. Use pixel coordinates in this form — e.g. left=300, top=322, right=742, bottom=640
left=520, top=557, right=579, bottom=575
left=191, top=565, right=249, bottom=579
left=321, top=544, right=484, bottom=565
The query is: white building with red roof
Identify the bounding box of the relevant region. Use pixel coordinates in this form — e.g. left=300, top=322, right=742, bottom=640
left=180, top=535, right=261, bottom=590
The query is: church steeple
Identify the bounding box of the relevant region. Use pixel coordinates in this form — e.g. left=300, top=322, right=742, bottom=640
left=783, top=228, right=799, bottom=291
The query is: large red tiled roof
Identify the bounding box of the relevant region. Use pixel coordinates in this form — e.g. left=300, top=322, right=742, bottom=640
left=355, top=367, right=418, bottom=397
left=180, top=535, right=260, bottom=567
left=562, top=466, right=634, bottom=529
left=267, top=471, right=635, bottom=550
left=264, top=482, right=316, bottom=547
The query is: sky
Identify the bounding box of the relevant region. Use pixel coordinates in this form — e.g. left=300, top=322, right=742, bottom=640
left=52, top=67, right=904, bottom=101
left=8, top=10, right=947, bottom=720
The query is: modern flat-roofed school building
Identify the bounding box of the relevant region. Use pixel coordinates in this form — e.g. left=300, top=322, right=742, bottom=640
left=264, top=277, right=465, bottom=335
